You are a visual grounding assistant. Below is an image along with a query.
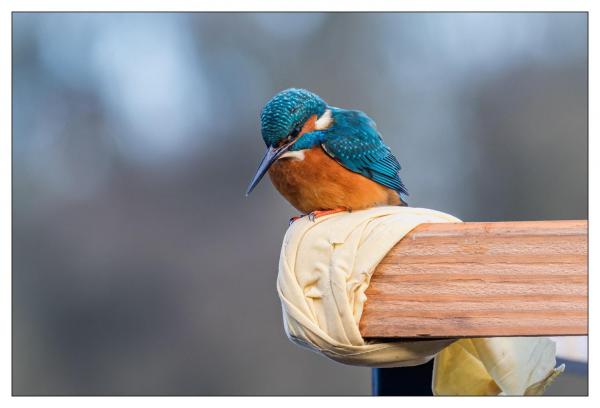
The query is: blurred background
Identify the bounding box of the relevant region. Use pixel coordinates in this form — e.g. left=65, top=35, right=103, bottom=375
left=12, top=13, right=587, bottom=395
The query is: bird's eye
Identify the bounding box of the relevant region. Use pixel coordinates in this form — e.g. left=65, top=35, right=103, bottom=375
left=276, top=126, right=302, bottom=147
left=291, top=126, right=301, bottom=137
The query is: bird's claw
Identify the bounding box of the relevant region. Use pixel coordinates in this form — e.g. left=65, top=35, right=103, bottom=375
left=289, top=214, right=306, bottom=225
left=290, top=208, right=349, bottom=225
left=308, top=207, right=348, bottom=221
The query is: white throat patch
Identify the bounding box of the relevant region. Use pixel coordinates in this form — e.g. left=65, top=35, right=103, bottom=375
left=315, top=109, right=333, bottom=130
left=279, top=150, right=306, bottom=161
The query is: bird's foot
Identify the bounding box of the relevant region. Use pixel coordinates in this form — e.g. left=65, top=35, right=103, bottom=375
left=307, top=207, right=348, bottom=222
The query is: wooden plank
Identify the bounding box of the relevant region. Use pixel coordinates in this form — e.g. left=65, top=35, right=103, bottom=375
left=359, top=220, right=588, bottom=338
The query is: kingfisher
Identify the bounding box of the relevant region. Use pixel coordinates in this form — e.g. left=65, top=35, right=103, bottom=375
left=246, top=88, right=408, bottom=220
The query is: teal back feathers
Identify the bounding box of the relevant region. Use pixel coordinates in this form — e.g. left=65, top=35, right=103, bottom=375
left=322, top=108, right=408, bottom=196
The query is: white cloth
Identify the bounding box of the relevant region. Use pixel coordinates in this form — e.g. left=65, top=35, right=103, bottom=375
left=276, top=206, right=563, bottom=395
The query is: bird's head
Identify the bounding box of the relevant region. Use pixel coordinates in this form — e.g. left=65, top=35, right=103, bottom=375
left=246, top=88, right=333, bottom=195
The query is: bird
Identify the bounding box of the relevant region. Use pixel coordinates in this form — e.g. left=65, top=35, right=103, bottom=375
left=246, top=88, right=408, bottom=220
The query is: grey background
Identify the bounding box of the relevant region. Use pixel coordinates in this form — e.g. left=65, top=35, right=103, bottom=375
left=13, top=13, right=587, bottom=395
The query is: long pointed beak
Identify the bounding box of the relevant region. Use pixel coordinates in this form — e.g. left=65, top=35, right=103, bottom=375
left=246, top=142, right=292, bottom=196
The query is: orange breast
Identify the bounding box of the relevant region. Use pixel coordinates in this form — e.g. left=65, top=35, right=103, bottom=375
left=268, top=146, right=402, bottom=213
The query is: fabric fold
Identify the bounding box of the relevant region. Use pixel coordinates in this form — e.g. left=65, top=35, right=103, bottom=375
left=276, top=206, right=563, bottom=395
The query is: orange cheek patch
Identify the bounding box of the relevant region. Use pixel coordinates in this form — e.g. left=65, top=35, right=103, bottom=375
left=298, top=114, right=318, bottom=137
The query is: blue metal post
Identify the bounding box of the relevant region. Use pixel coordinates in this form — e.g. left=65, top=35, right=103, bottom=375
left=372, top=360, right=434, bottom=396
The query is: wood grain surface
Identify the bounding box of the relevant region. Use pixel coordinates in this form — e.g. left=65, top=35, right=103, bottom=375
left=359, top=220, right=588, bottom=338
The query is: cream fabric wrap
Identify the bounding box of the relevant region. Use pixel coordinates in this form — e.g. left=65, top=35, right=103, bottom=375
left=276, top=206, right=564, bottom=395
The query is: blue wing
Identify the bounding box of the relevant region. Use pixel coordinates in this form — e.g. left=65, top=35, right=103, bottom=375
left=321, top=108, right=408, bottom=196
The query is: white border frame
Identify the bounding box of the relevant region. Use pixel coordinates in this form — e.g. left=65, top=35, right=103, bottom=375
left=1, top=1, right=595, bottom=406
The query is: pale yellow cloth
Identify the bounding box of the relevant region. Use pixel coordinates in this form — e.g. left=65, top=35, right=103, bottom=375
left=276, top=206, right=564, bottom=395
